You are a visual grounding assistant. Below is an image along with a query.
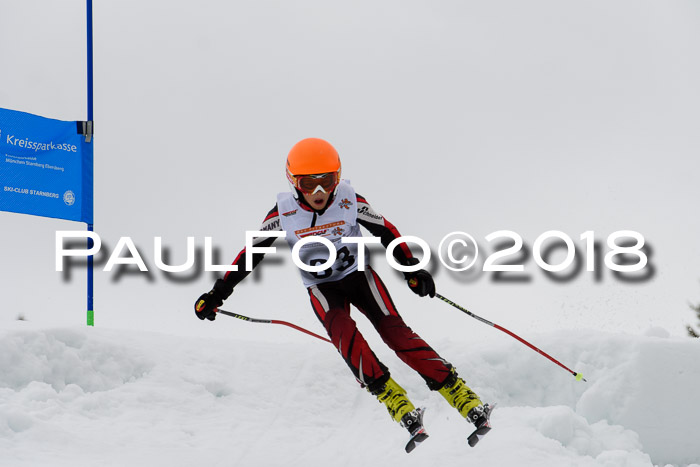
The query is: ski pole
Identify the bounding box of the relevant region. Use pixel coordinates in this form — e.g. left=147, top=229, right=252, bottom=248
left=435, top=293, right=586, bottom=382
left=216, top=309, right=332, bottom=344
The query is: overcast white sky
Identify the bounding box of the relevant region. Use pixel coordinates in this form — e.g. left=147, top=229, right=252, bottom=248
left=1, top=1, right=699, bottom=344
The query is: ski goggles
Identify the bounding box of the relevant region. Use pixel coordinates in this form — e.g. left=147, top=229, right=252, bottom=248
left=289, top=171, right=339, bottom=195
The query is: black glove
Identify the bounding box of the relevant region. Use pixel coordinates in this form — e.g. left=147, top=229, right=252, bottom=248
left=403, top=258, right=436, bottom=298
left=194, top=290, right=222, bottom=320
left=194, top=279, right=233, bottom=321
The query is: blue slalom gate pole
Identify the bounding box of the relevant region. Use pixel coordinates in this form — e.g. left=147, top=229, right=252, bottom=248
left=86, top=0, right=94, bottom=326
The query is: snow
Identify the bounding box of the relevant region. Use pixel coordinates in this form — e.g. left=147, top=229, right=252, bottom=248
left=1, top=321, right=698, bottom=467
left=1, top=2, right=700, bottom=466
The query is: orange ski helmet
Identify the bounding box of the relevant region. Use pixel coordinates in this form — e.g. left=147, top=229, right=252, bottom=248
left=286, top=138, right=341, bottom=194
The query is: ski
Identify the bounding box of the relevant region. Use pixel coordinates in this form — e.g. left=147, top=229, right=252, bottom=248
left=405, top=427, right=429, bottom=453
left=467, top=403, right=495, bottom=447
left=403, top=407, right=429, bottom=453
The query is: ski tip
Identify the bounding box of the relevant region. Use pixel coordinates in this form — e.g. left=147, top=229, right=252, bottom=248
left=404, top=407, right=429, bottom=453
left=467, top=425, right=491, bottom=447
left=405, top=432, right=429, bottom=453
left=466, top=403, right=495, bottom=448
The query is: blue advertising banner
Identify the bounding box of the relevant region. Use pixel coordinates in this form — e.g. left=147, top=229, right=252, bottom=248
left=0, top=107, right=93, bottom=224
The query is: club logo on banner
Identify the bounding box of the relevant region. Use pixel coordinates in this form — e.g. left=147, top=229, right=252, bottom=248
left=0, top=107, right=93, bottom=224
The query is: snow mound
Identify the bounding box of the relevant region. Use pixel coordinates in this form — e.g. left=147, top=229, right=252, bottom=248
left=428, top=329, right=700, bottom=466
left=0, top=328, right=151, bottom=393
left=0, top=325, right=698, bottom=467
left=576, top=333, right=700, bottom=466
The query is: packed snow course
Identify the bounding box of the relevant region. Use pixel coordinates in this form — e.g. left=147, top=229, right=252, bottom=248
left=1, top=323, right=698, bottom=467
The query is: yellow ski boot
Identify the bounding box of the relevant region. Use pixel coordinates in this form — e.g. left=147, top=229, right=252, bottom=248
left=370, top=377, right=429, bottom=452
left=371, top=377, right=416, bottom=422
left=437, top=369, right=482, bottom=418
left=438, top=369, right=493, bottom=447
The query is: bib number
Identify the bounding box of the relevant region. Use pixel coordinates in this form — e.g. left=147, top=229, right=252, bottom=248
left=309, top=246, right=356, bottom=279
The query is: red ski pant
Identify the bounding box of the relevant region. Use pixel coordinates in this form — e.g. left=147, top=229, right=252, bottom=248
left=307, top=267, right=452, bottom=392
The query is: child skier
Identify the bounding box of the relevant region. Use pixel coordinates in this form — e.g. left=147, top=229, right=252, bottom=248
left=194, top=138, right=492, bottom=452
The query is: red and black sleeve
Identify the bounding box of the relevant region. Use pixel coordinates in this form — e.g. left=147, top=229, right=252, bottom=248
left=355, top=193, right=415, bottom=266
left=212, top=205, right=281, bottom=299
